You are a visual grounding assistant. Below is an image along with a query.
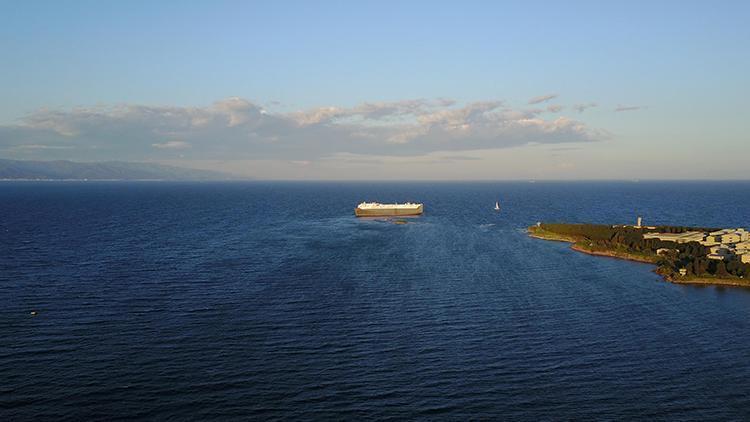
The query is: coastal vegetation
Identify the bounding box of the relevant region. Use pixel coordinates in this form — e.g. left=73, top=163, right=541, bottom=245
left=529, top=223, right=750, bottom=286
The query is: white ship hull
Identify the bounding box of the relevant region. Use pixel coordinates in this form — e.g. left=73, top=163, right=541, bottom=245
left=355, top=202, right=423, bottom=217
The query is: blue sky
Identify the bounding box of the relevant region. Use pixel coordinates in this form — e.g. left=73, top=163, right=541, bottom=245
left=1, top=1, right=748, bottom=179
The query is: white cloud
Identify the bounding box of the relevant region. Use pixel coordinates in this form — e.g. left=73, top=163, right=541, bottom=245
left=152, top=140, right=191, bottom=149
left=528, top=94, right=558, bottom=104
left=291, top=106, right=344, bottom=125
left=572, top=102, right=597, bottom=113
left=0, top=97, right=604, bottom=161
left=12, top=144, right=74, bottom=150
left=614, top=105, right=644, bottom=112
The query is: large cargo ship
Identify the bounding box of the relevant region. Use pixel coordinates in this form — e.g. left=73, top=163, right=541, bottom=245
left=355, top=202, right=423, bottom=217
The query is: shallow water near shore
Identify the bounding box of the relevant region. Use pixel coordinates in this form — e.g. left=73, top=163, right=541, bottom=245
left=3, top=181, right=750, bottom=419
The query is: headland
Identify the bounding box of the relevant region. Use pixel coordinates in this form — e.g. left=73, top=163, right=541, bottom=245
left=529, top=221, right=750, bottom=288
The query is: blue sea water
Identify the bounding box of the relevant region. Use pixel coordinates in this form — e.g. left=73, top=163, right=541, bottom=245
left=2, top=181, right=750, bottom=420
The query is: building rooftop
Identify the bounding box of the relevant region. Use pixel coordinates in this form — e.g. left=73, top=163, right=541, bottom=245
left=643, top=231, right=705, bottom=243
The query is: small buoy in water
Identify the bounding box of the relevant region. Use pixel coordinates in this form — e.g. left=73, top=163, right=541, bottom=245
left=30, top=311, right=37, bottom=316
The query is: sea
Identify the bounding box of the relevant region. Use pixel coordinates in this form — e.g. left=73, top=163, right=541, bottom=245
left=2, top=181, right=750, bottom=420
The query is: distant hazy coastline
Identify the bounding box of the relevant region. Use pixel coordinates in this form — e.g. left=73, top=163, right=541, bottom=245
left=0, top=159, right=236, bottom=181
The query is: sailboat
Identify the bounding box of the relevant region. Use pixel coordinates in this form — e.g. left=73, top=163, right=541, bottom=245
left=494, top=201, right=501, bottom=211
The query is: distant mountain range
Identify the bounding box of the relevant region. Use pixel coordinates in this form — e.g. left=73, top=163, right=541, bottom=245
left=0, top=159, right=235, bottom=180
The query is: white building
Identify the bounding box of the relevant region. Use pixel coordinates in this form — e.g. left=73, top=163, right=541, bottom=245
left=643, top=231, right=705, bottom=243
left=705, top=229, right=749, bottom=245
left=702, top=235, right=721, bottom=246
left=735, top=241, right=750, bottom=253
left=641, top=227, right=750, bottom=263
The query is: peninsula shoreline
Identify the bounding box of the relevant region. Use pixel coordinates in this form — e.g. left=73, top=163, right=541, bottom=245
left=529, top=226, right=750, bottom=288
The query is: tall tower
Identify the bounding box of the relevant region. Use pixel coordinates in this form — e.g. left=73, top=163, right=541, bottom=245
left=637, top=216, right=643, bottom=228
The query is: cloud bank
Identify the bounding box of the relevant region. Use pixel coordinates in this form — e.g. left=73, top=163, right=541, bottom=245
left=0, top=97, right=604, bottom=161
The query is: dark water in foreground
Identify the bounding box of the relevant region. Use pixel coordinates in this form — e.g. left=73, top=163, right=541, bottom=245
left=2, top=181, right=750, bottom=420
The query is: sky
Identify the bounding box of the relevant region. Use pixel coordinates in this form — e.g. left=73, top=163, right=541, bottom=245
left=1, top=0, right=748, bottom=179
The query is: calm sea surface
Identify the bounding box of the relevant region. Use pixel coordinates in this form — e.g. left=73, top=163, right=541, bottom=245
left=2, top=181, right=750, bottom=420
